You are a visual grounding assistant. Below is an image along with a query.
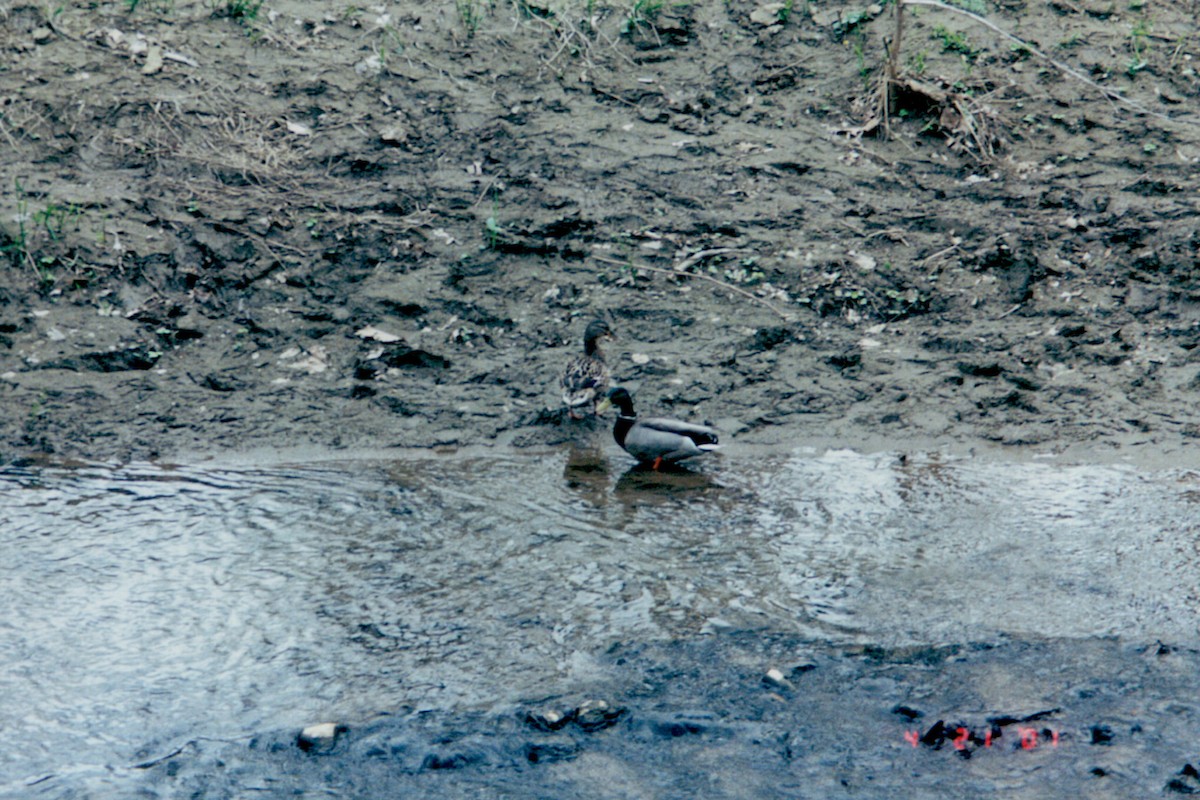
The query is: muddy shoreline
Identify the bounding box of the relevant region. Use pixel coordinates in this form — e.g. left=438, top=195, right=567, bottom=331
left=121, top=635, right=1200, bottom=798
left=3, top=1, right=1200, bottom=466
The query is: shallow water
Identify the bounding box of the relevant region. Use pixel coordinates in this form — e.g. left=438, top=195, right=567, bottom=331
left=3, top=449, right=1199, bottom=797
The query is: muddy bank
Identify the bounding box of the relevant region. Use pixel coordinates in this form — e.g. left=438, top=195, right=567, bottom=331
left=3, top=1, right=1200, bottom=463
left=128, top=635, right=1200, bottom=799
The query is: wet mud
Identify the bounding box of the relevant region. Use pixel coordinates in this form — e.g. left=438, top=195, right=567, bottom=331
left=2, top=0, right=1200, bottom=464
left=130, top=636, right=1200, bottom=799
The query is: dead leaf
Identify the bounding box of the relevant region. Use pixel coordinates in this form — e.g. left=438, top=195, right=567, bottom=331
left=355, top=325, right=402, bottom=343
left=142, top=45, right=163, bottom=75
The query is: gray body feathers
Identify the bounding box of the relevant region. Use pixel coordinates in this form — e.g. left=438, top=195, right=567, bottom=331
left=600, top=387, right=720, bottom=467
left=618, top=416, right=720, bottom=464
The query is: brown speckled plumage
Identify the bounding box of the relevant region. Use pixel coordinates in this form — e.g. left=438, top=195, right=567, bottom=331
left=561, top=319, right=615, bottom=419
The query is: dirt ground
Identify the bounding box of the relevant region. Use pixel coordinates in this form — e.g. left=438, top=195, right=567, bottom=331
left=3, top=0, right=1200, bottom=465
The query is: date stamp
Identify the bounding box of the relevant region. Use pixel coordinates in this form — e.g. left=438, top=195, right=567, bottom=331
left=904, top=724, right=1059, bottom=751
left=896, top=708, right=1065, bottom=756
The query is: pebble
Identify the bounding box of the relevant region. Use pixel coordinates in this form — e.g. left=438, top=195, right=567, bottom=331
left=575, top=699, right=625, bottom=732
left=297, top=722, right=344, bottom=752
left=525, top=706, right=572, bottom=731
left=749, top=4, right=785, bottom=25
left=763, top=667, right=793, bottom=691
left=380, top=124, right=408, bottom=145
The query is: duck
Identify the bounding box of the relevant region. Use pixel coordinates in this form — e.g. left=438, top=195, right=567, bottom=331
left=560, top=318, right=616, bottom=419
left=595, top=386, right=720, bottom=469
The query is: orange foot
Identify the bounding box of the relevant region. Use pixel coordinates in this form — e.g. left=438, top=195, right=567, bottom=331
left=652, top=457, right=663, bottom=470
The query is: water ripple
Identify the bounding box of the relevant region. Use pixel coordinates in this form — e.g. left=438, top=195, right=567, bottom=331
left=2, top=451, right=1198, bottom=792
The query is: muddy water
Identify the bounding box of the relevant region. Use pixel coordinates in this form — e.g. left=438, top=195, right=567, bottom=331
left=4, top=450, right=1200, bottom=798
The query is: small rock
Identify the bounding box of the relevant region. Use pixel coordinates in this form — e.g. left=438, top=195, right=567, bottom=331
left=525, top=706, right=573, bottom=731
left=297, top=722, right=344, bottom=752
left=749, top=3, right=785, bottom=25
left=851, top=251, right=876, bottom=271
left=380, top=124, right=408, bottom=145
left=32, top=27, right=54, bottom=44
left=810, top=8, right=840, bottom=26
left=574, top=699, right=625, bottom=732
left=763, top=667, right=793, bottom=690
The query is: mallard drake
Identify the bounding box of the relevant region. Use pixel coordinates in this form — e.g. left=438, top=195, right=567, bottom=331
left=561, top=319, right=616, bottom=419
left=595, top=386, right=720, bottom=469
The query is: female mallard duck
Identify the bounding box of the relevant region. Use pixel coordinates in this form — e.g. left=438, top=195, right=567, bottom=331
left=561, top=319, right=616, bottom=419
left=596, top=387, right=720, bottom=469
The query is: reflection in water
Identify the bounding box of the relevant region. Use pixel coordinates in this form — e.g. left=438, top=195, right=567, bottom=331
left=612, top=462, right=721, bottom=502
left=561, top=444, right=725, bottom=508
left=2, top=451, right=1198, bottom=794
left=561, top=443, right=610, bottom=507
